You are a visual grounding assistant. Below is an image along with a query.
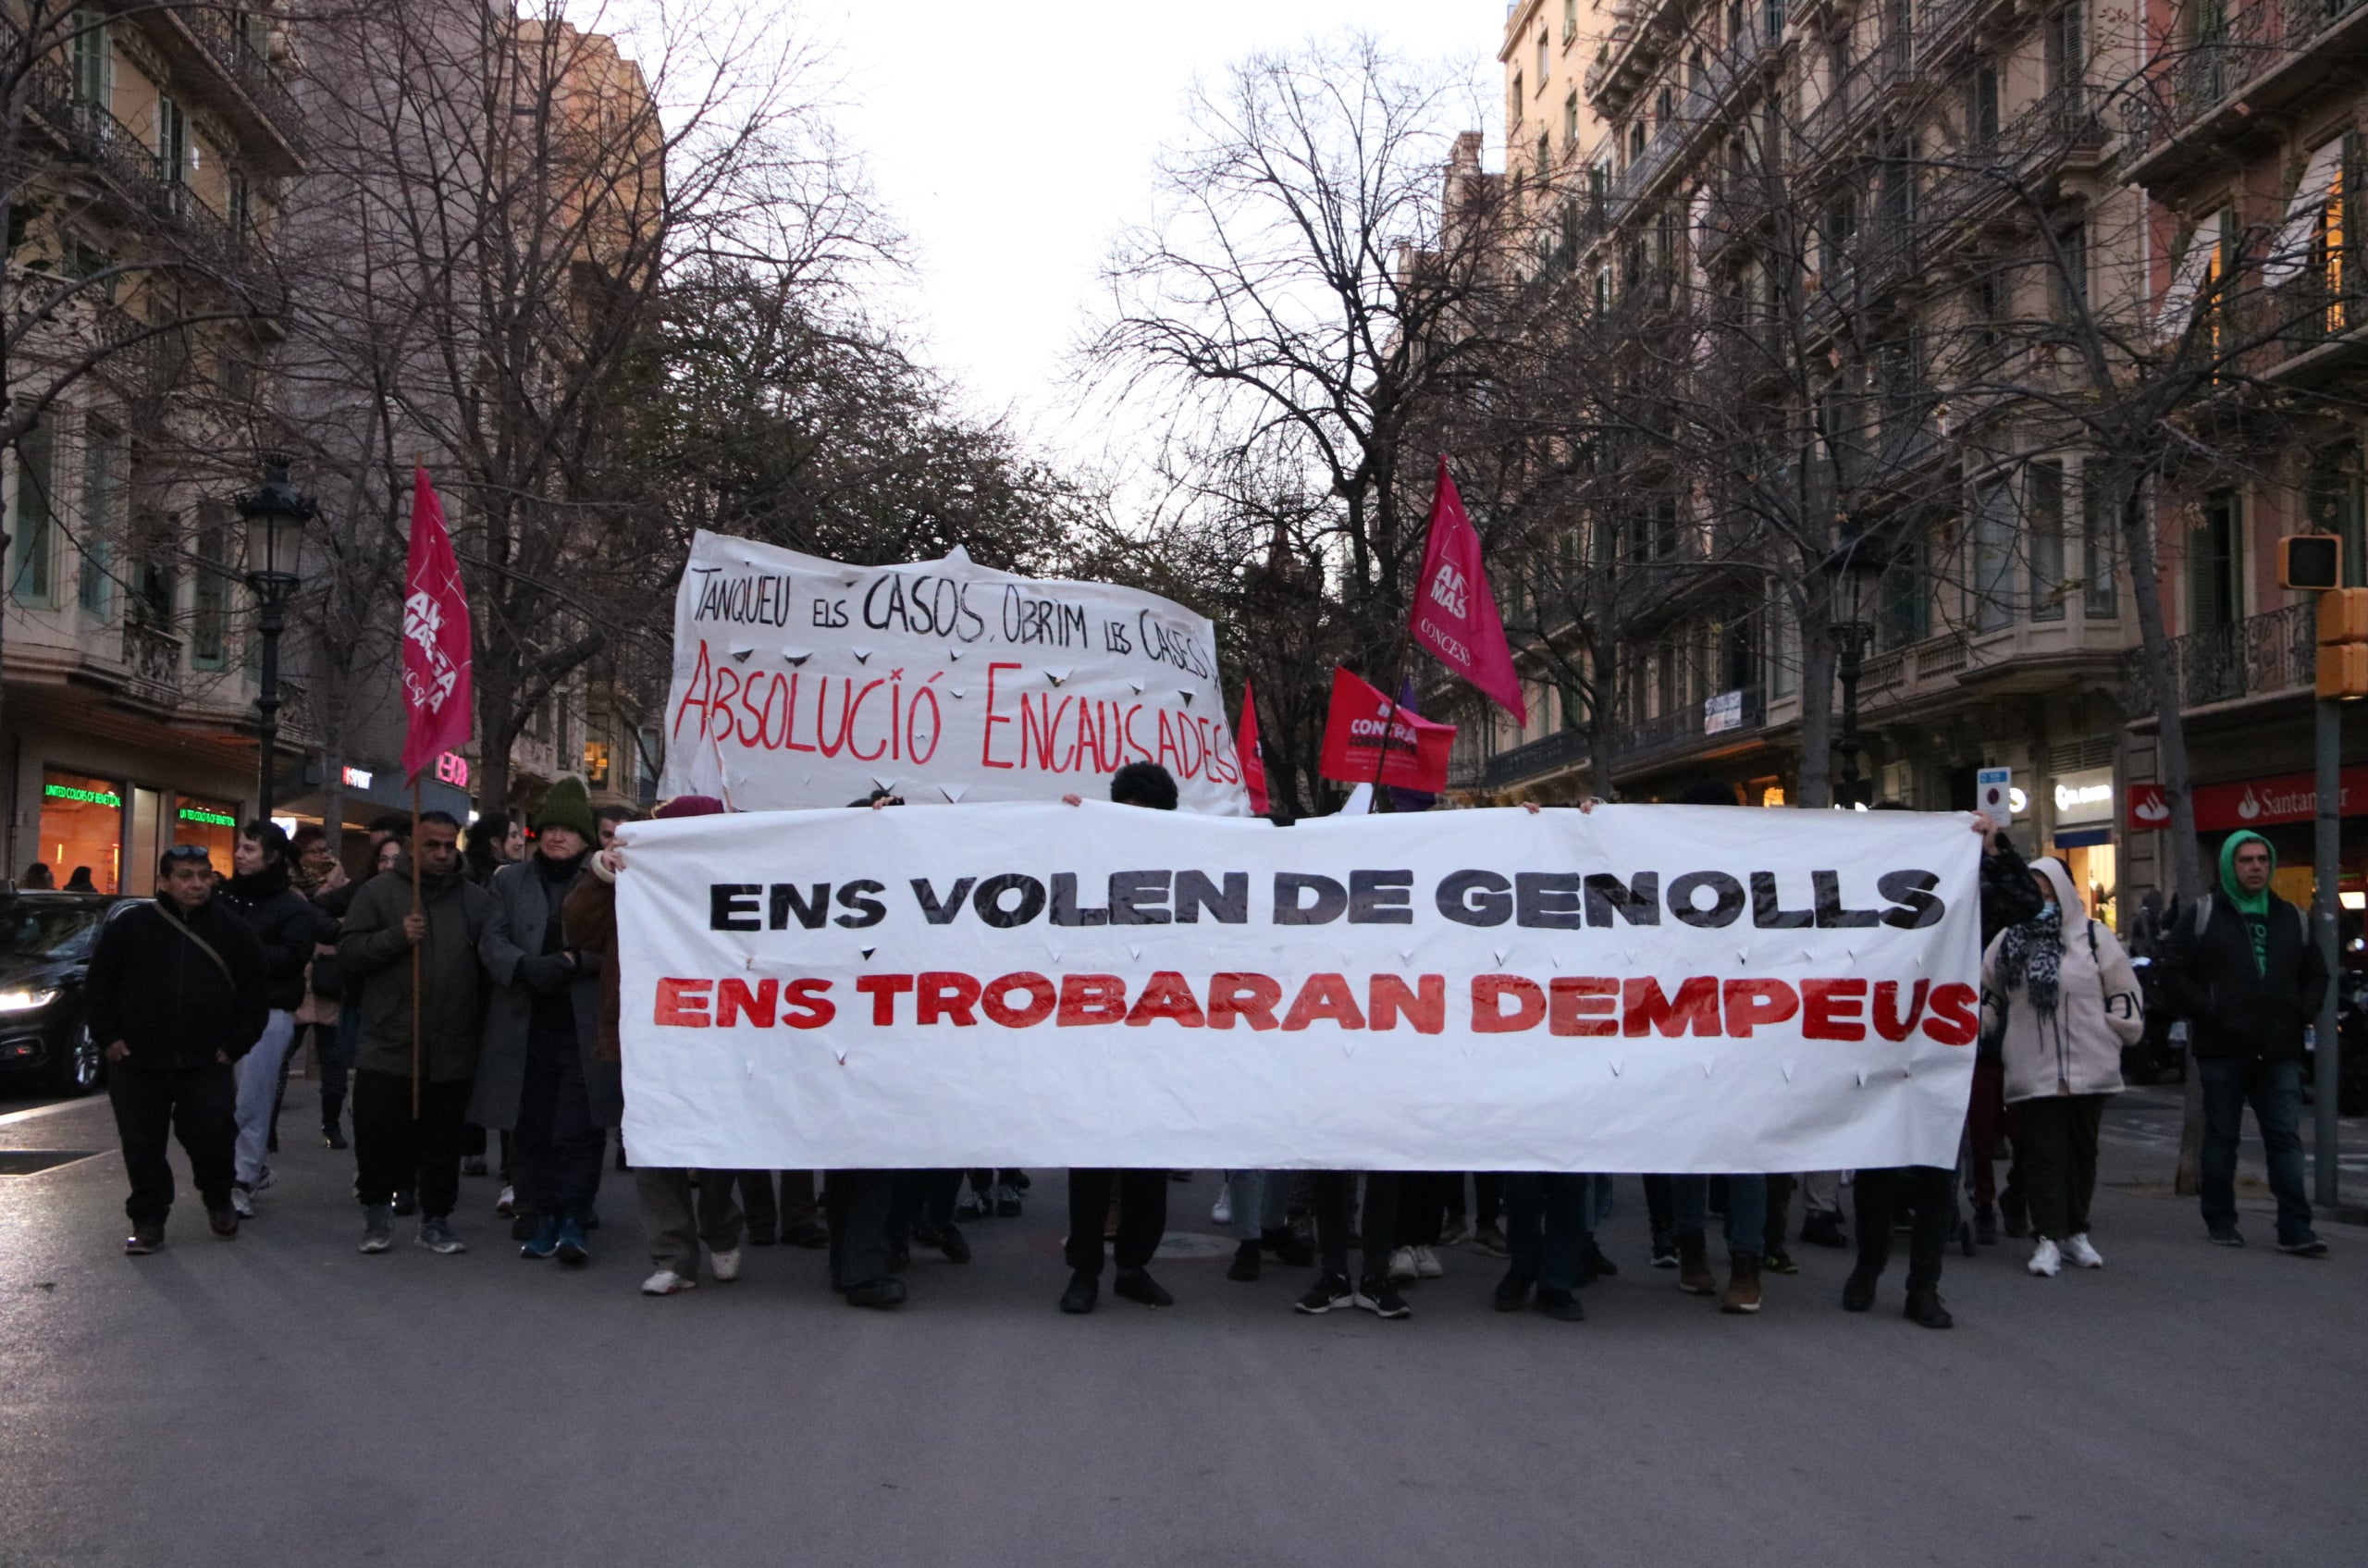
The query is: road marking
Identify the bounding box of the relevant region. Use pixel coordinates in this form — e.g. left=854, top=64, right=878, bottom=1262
left=0, top=1097, right=104, bottom=1129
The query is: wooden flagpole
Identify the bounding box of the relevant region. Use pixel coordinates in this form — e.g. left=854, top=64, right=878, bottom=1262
left=410, top=778, right=423, bottom=1117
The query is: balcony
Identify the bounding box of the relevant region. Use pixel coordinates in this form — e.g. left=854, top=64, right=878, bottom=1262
left=1474, top=726, right=1592, bottom=790
left=1601, top=32, right=1777, bottom=230
left=124, top=623, right=184, bottom=707
left=1467, top=683, right=1773, bottom=791
left=157, top=6, right=307, bottom=167
left=2128, top=0, right=2368, bottom=185
left=2135, top=601, right=2313, bottom=711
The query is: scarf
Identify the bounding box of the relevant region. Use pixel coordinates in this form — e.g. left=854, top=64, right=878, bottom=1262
left=1999, top=903, right=2063, bottom=1012
left=2217, top=830, right=2274, bottom=974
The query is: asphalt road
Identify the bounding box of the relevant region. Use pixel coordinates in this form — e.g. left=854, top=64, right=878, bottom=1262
left=2, top=1083, right=2362, bottom=1568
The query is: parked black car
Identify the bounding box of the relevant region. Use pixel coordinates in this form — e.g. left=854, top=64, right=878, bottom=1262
left=0, top=892, right=134, bottom=1095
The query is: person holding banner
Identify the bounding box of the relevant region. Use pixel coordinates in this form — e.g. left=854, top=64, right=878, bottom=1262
left=475, top=781, right=617, bottom=1266
left=1058, top=762, right=1184, bottom=1316
left=337, top=812, right=493, bottom=1255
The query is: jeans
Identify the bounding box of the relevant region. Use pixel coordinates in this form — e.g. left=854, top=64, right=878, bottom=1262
left=2200, top=1057, right=2314, bottom=1243
left=513, top=1025, right=605, bottom=1224
left=1223, top=1170, right=1289, bottom=1241
left=1502, top=1172, right=1592, bottom=1292
left=1673, top=1173, right=1767, bottom=1257
left=1064, top=1168, right=1168, bottom=1275
left=1311, top=1170, right=1399, bottom=1283
left=1852, top=1166, right=1955, bottom=1296
left=231, top=1010, right=297, bottom=1187
left=108, top=1062, right=237, bottom=1223
left=2009, top=1094, right=2107, bottom=1241
left=352, top=1069, right=473, bottom=1220
left=638, top=1169, right=746, bottom=1276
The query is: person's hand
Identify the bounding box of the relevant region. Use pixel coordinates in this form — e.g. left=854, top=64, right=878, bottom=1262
left=215, top=1050, right=230, bottom=1065
left=322, top=863, right=351, bottom=893
left=1971, top=814, right=2004, bottom=855
left=402, top=912, right=427, bottom=945
left=1523, top=802, right=1542, bottom=815
left=1060, top=794, right=1083, bottom=807
left=1579, top=797, right=1602, bottom=814
left=598, top=847, right=626, bottom=877
left=103, top=1040, right=129, bottom=1064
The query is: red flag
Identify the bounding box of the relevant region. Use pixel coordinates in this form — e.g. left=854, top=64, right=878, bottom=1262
left=1408, top=456, right=1523, bottom=718
left=1317, top=666, right=1454, bottom=793
left=401, top=469, right=474, bottom=784
left=1237, top=681, right=1271, bottom=815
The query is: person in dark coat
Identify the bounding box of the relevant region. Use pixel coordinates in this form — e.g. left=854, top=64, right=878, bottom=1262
left=474, top=779, right=615, bottom=1266
left=338, top=811, right=495, bottom=1255
left=216, top=822, right=327, bottom=1217
left=89, top=846, right=271, bottom=1253
left=2161, top=829, right=2331, bottom=1255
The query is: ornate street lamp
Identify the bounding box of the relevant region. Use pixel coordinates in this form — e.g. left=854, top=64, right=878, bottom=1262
left=1828, top=531, right=1888, bottom=809
left=235, top=454, right=316, bottom=823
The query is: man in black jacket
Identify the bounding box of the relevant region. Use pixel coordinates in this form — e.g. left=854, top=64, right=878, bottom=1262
left=2162, top=829, right=2330, bottom=1255
left=216, top=822, right=327, bottom=1217
left=339, top=811, right=495, bottom=1254
left=90, top=846, right=272, bottom=1253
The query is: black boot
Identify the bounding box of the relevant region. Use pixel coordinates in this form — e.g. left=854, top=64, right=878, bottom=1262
left=320, top=1089, right=348, bottom=1151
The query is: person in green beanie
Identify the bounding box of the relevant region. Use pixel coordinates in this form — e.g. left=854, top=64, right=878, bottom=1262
left=471, top=778, right=615, bottom=1266
left=2161, top=831, right=2330, bottom=1255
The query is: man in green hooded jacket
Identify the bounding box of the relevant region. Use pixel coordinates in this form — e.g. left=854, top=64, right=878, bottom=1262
left=2160, top=831, right=2329, bottom=1254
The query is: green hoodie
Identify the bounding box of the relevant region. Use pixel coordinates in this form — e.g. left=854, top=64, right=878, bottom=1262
left=2217, top=829, right=2275, bottom=974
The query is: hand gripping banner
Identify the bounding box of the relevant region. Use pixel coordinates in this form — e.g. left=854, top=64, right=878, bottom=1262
left=613, top=803, right=1982, bottom=1171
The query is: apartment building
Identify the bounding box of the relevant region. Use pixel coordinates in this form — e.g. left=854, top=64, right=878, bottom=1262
left=4, top=4, right=311, bottom=889
left=1447, top=0, right=2360, bottom=924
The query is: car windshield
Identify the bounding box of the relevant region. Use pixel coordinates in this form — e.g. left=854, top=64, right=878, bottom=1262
left=0, top=899, right=108, bottom=960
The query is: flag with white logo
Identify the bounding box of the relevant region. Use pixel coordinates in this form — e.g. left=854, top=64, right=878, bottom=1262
left=1407, top=456, right=1523, bottom=718
left=401, top=468, right=474, bottom=784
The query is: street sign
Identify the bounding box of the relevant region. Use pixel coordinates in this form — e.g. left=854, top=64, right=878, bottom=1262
left=1977, top=766, right=2012, bottom=822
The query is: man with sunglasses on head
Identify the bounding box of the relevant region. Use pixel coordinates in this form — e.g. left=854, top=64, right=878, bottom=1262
left=88, top=845, right=272, bottom=1254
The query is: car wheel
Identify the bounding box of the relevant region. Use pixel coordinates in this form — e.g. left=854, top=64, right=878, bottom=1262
left=51, top=1023, right=101, bottom=1097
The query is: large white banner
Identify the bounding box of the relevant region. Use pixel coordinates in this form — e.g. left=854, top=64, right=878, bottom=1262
left=660, top=530, right=1251, bottom=813
left=614, top=803, right=1982, bottom=1171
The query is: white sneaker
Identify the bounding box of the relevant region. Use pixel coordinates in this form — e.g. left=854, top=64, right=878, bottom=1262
left=1211, top=1190, right=1233, bottom=1227
left=2062, top=1233, right=2104, bottom=1269
left=641, top=1268, right=696, bottom=1296
left=2028, top=1237, right=2063, bottom=1277
left=496, top=1185, right=515, bottom=1218
left=1388, top=1245, right=1419, bottom=1283
left=709, top=1247, right=743, bottom=1282
left=230, top=1185, right=255, bottom=1219
left=1413, top=1244, right=1445, bottom=1279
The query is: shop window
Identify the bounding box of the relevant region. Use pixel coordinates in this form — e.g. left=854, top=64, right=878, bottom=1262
left=2190, top=488, right=2241, bottom=633
left=13, top=420, right=56, bottom=603
left=171, top=795, right=240, bottom=867
left=37, top=770, right=124, bottom=895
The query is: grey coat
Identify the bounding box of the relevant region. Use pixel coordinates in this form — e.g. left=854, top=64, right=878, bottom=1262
left=338, top=867, right=494, bottom=1081
left=467, top=857, right=621, bottom=1131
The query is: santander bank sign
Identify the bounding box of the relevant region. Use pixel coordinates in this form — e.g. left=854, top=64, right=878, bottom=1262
left=2127, top=766, right=2368, bottom=831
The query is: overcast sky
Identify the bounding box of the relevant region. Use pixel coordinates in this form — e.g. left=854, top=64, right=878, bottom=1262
left=818, top=1, right=1506, bottom=483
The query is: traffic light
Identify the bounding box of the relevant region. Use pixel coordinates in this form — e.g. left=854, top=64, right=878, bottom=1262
left=2283, top=533, right=2343, bottom=590
left=2317, top=584, right=2368, bottom=699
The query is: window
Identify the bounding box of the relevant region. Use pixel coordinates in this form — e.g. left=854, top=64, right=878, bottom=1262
left=1821, top=192, right=1856, bottom=268
left=70, top=10, right=112, bottom=107
left=1879, top=539, right=1930, bottom=648
left=1968, top=66, right=2000, bottom=146
left=130, top=536, right=174, bottom=631
left=1511, top=72, right=1523, bottom=126
left=1537, top=130, right=1551, bottom=178
left=1565, top=91, right=1579, bottom=148
left=191, top=524, right=229, bottom=668
left=2305, top=441, right=2364, bottom=587
left=1972, top=272, right=2003, bottom=345
left=2057, top=220, right=2089, bottom=318
left=2044, top=3, right=2085, bottom=102
left=1764, top=0, right=1785, bottom=43
left=78, top=423, right=118, bottom=617
left=2082, top=467, right=2121, bottom=615
left=1729, top=0, right=1746, bottom=45
left=1972, top=478, right=2016, bottom=632
left=2189, top=489, right=2241, bottom=634
left=1629, top=121, right=1646, bottom=162
left=1537, top=32, right=1548, bottom=90
left=157, top=97, right=186, bottom=185
left=228, top=173, right=251, bottom=243
left=13, top=422, right=56, bottom=601
left=584, top=739, right=612, bottom=789
left=1566, top=0, right=1580, bottom=39
left=1654, top=496, right=1681, bottom=559
left=1657, top=85, right=1675, bottom=124
left=2029, top=461, right=2066, bottom=621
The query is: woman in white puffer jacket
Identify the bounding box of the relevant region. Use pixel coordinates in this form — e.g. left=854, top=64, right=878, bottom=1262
left=1980, top=856, right=2143, bottom=1278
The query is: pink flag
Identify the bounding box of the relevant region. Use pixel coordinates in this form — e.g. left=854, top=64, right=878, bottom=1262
left=401, top=469, right=474, bottom=783
left=1407, top=456, right=1523, bottom=719
left=1238, top=681, right=1271, bottom=816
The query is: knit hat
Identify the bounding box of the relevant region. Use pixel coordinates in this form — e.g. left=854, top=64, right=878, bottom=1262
left=652, top=795, right=727, bottom=820
left=533, top=777, right=598, bottom=841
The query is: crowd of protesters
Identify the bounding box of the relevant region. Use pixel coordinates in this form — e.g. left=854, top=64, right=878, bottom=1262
left=83, top=764, right=2333, bottom=1325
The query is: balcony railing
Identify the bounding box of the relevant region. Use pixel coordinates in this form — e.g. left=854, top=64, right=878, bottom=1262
left=1602, top=32, right=1775, bottom=228
left=124, top=623, right=183, bottom=704
left=1468, top=683, right=1772, bottom=791
left=168, top=6, right=306, bottom=154
left=2133, top=0, right=2368, bottom=151
left=1476, top=726, right=1591, bottom=789
left=2132, top=601, right=2313, bottom=710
